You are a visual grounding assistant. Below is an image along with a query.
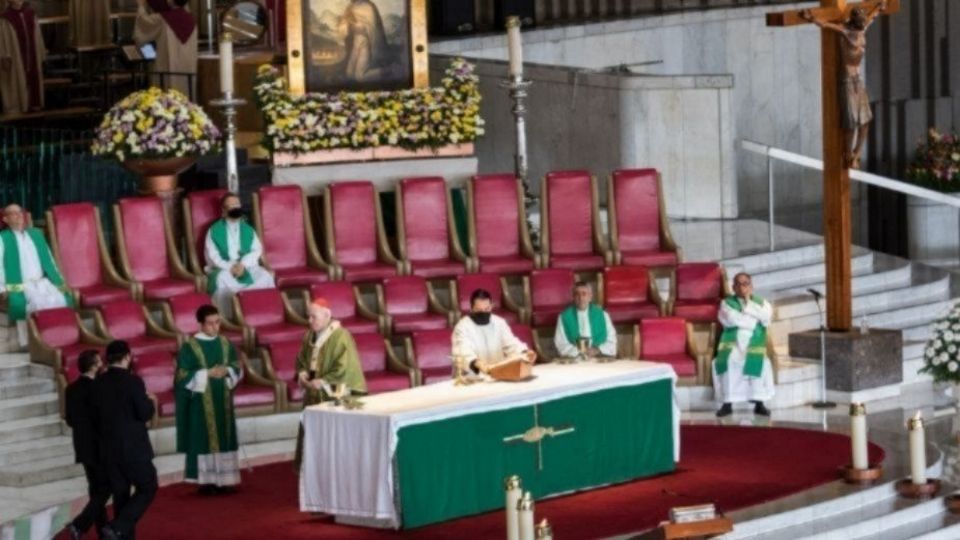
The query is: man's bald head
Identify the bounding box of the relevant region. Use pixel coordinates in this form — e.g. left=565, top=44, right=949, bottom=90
left=3, top=204, right=25, bottom=231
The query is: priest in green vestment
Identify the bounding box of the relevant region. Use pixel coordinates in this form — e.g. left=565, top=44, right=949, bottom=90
left=294, top=297, right=367, bottom=470
left=713, top=272, right=775, bottom=418
left=553, top=281, right=617, bottom=359
left=175, top=304, right=242, bottom=491
left=0, top=203, right=72, bottom=347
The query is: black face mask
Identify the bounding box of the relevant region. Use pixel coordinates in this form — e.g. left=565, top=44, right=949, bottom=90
left=226, top=208, right=244, bottom=219
left=469, top=312, right=491, bottom=326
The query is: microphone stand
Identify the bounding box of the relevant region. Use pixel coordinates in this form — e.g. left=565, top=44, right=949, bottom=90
left=811, top=292, right=837, bottom=409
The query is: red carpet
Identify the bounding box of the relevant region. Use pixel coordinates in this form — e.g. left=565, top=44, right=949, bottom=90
left=125, top=425, right=883, bottom=539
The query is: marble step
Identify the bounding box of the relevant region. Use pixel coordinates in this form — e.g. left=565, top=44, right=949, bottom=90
left=0, top=435, right=73, bottom=466
left=749, top=251, right=875, bottom=293
left=0, top=414, right=63, bottom=445
left=795, top=492, right=953, bottom=540
left=910, top=515, right=960, bottom=539
left=679, top=359, right=820, bottom=411
left=0, top=377, right=56, bottom=401
left=722, top=244, right=833, bottom=275
left=0, top=454, right=83, bottom=487
left=767, top=259, right=913, bottom=301
left=0, top=393, right=59, bottom=423
left=0, top=354, right=50, bottom=382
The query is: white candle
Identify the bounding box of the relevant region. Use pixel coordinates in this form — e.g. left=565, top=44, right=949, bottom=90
left=505, top=476, right=522, bottom=540
left=219, top=34, right=234, bottom=95
left=850, top=403, right=869, bottom=470
left=908, top=411, right=927, bottom=485
left=506, top=16, right=523, bottom=78
left=517, top=491, right=535, bottom=540
left=535, top=518, right=554, bottom=540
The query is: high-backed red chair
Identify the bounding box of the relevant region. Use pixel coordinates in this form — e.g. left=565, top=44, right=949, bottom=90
left=671, top=263, right=729, bottom=323
left=324, top=181, right=402, bottom=283
left=378, top=276, right=453, bottom=336
left=355, top=332, right=416, bottom=393
left=234, top=288, right=307, bottom=352
left=160, top=292, right=248, bottom=351
left=304, top=282, right=383, bottom=335
left=396, top=177, right=474, bottom=279
left=94, top=300, right=180, bottom=355
left=47, top=203, right=137, bottom=308
left=540, top=170, right=611, bottom=271
left=508, top=322, right=547, bottom=362
left=183, top=189, right=227, bottom=277
left=524, top=268, right=575, bottom=328
left=114, top=197, right=201, bottom=304
left=467, top=174, right=537, bottom=275
left=599, top=266, right=664, bottom=324
left=135, top=352, right=176, bottom=424
left=261, top=339, right=305, bottom=410
left=253, top=185, right=332, bottom=289
left=637, top=317, right=702, bottom=384
left=451, top=273, right=525, bottom=324
left=608, top=169, right=680, bottom=268
left=406, top=328, right=453, bottom=385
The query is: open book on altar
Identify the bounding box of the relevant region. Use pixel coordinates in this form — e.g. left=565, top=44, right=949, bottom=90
left=480, top=356, right=535, bottom=382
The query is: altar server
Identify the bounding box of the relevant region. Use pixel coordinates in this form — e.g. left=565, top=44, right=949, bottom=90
left=452, top=288, right=535, bottom=373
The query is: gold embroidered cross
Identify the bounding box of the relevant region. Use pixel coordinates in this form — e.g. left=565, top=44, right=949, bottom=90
left=502, top=405, right=575, bottom=471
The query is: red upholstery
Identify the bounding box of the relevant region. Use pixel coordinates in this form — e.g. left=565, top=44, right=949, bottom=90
left=471, top=175, right=535, bottom=275
left=307, top=283, right=379, bottom=335
left=509, top=323, right=535, bottom=356
left=236, top=289, right=304, bottom=346
left=258, top=185, right=328, bottom=288
left=383, top=276, right=448, bottom=334
left=354, top=333, right=410, bottom=393
left=117, top=197, right=194, bottom=302
left=400, top=177, right=466, bottom=278
left=545, top=170, right=604, bottom=271
left=612, top=169, right=678, bottom=268
left=455, top=273, right=519, bottom=323
left=233, top=380, right=277, bottom=409
left=99, top=300, right=178, bottom=355
left=639, top=317, right=696, bottom=377
left=410, top=328, right=453, bottom=384
left=673, top=263, right=723, bottom=323
left=529, top=269, right=575, bottom=327
left=135, top=352, right=175, bottom=416
left=167, top=292, right=245, bottom=348
left=265, top=340, right=302, bottom=403
left=329, top=182, right=398, bottom=283
left=603, top=266, right=660, bottom=324
left=32, top=308, right=80, bottom=349
left=186, top=189, right=227, bottom=271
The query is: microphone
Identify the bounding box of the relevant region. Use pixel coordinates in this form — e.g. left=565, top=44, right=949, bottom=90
left=807, top=288, right=823, bottom=299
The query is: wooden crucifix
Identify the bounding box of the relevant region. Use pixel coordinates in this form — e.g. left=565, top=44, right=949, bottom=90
left=767, top=0, right=899, bottom=331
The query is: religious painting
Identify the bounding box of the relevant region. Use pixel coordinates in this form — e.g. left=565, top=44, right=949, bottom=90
left=286, top=0, right=428, bottom=95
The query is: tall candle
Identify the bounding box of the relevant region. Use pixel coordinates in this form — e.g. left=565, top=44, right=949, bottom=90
left=908, top=411, right=927, bottom=485
left=535, top=518, right=554, bottom=540
left=505, top=476, right=522, bottom=540
left=219, top=34, right=235, bottom=95
left=517, top=491, right=535, bottom=540
left=506, top=16, right=523, bottom=78
left=850, top=403, right=868, bottom=470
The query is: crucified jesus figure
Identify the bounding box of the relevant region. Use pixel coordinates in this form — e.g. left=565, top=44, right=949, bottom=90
left=800, top=0, right=886, bottom=169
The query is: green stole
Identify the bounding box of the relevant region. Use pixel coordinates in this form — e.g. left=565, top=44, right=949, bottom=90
left=1, top=228, right=73, bottom=321
left=174, top=336, right=239, bottom=457
left=559, top=304, right=608, bottom=347
left=206, top=218, right=255, bottom=294
left=715, top=295, right=767, bottom=377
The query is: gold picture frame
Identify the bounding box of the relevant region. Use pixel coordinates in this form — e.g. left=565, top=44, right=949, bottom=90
left=285, top=0, right=428, bottom=96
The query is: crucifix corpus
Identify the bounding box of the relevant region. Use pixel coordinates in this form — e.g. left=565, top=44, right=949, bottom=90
left=767, top=0, right=899, bottom=331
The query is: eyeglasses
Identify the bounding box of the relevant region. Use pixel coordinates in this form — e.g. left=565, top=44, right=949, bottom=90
left=734, top=281, right=751, bottom=287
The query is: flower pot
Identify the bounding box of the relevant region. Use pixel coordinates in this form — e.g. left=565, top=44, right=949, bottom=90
left=122, top=156, right=197, bottom=195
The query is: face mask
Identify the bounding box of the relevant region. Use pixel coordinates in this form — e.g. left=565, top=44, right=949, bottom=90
left=227, top=208, right=244, bottom=219
left=469, top=312, right=491, bottom=326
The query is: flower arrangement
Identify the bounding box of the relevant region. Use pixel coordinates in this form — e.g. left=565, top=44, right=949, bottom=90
left=906, top=128, right=960, bottom=192
left=919, top=304, right=960, bottom=383
left=91, top=87, right=221, bottom=162
left=253, top=57, right=484, bottom=154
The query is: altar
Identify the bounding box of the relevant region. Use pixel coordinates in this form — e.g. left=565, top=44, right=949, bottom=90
left=299, top=361, right=680, bottom=529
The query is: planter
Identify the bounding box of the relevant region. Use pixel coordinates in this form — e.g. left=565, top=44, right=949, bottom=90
left=122, top=156, right=197, bottom=195
left=907, top=193, right=960, bottom=265
left=272, top=143, right=474, bottom=167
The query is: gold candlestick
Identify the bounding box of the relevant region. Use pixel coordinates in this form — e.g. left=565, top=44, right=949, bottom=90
left=535, top=518, right=553, bottom=540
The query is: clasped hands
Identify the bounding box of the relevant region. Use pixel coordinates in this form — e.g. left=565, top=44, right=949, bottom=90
left=230, top=262, right=246, bottom=278
left=208, top=365, right=229, bottom=379
left=298, top=371, right=326, bottom=391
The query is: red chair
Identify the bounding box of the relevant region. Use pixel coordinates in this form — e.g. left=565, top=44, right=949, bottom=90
left=508, top=322, right=546, bottom=362
left=608, top=169, right=680, bottom=268
left=406, top=328, right=453, bottom=385
left=671, top=263, right=729, bottom=323
left=253, top=185, right=332, bottom=289
left=599, top=266, right=664, bottom=324
left=47, top=203, right=137, bottom=308
left=451, top=273, right=525, bottom=324
left=355, top=332, right=416, bottom=393
left=135, top=352, right=176, bottom=424
left=378, top=276, right=453, bottom=336
left=234, top=288, right=307, bottom=350
left=160, top=292, right=249, bottom=352
left=524, top=268, right=575, bottom=328
left=396, top=177, right=474, bottom=279
left=261, top=339, right=305, bottom=410
left=183, top=189, right=227, bottom=277
left=540, top=170, right=611, bottom=271
left=637, top=317, right=702, bottom=384
left=324, top=181, right=402, bottom=283
left=467, top=174, right=537, bottom=275
left=114, top=197, right=200, bottom=304
left=304, top=282, right=383, bottom=335
left=94, top=300, right=180, bottom=356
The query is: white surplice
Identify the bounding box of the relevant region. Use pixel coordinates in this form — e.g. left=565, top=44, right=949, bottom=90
left=451, top=314, right=529, bottom=365
left=712, top=297, right=776, bottom=404
left=204, top=220, right=274, bottom=316
left=0, top=230, right=69, bottom=346
left=553, top=307, right=617, bottom=358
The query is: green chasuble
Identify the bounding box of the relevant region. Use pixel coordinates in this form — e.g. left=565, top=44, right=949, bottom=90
left=175, top=335, right=241, bottom=483
left=206, top=218, right=256, bottom=294
left=559, top=304, right=608, bottom=347
left=1, top=228, right=73, bottom=321
left=715, top=295, right=767, bottom=378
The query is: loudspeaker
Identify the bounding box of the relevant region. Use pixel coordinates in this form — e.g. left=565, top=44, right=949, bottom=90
left=495, top=0, right=536, bottom=30
left=429, top=0, right=477, bottom=35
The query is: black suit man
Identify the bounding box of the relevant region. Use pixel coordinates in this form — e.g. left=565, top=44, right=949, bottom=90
left=95, top=340, right=158, bottom=540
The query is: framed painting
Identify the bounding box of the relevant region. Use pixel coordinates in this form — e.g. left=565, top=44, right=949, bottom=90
left=285, top=0, right=428, bottom=95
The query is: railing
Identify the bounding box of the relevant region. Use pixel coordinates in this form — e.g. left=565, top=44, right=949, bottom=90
left=741, top=139, right=960, bottom=252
